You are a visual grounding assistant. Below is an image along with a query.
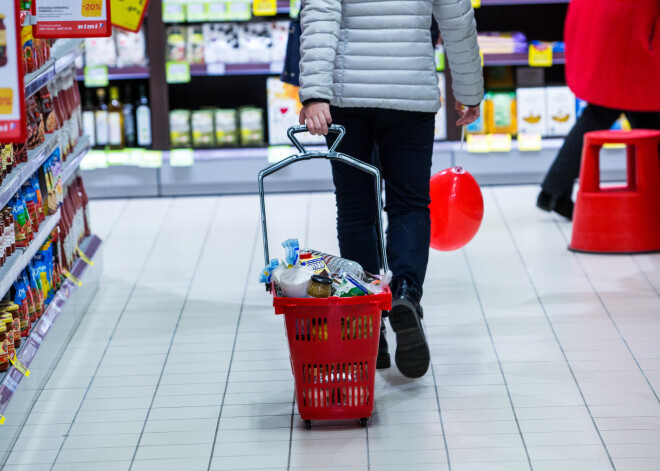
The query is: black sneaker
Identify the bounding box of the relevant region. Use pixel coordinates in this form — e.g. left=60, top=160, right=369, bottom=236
left=377, top=320, right=391, bottom=369
left=388, top=279, right=430, bottom=378
left=537, top=190, right=574, bottom=220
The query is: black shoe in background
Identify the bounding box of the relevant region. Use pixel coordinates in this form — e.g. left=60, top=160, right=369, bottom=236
left=377, top=320, right=391, bottom=369
left=537, top=190, right=574, bottom=220
left=388, top=279, right=430, bottom=378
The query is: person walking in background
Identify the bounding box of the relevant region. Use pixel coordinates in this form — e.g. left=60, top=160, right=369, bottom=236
left=538, top=0, right=660, bottom=220
left=297, top=0, right=484, bottom=378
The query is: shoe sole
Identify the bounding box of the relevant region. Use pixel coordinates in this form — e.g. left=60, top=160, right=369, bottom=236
left=388, top=299, right=430, bottom=378
left=376, top=352, right=391, bottom=369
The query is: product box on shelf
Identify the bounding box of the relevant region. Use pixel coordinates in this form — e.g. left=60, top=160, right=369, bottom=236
left=485, top=92, right=517, bottom=136
left=266, top=78, right=324, bottom=146
left=546, top=86, right=576, bottom=137
left=239, top=107, right=264, bottom=146
left=214, top=109, right=238, bottom=147
left=516, top=88, right=548, bottom=136
left=434, top=73, right=447, bottom=141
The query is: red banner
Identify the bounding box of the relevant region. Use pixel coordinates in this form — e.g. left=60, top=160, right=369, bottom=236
left=33, top=0, right=112, bottom=38
left=0, top=0, right=27, bottom=143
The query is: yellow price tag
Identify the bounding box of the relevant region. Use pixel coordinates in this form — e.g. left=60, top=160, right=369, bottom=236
left=0, top=415, right=5, bottom=425
left=0, top=89, right=14, bottom=115
left=9, top=355, right=30, bottom=377
left=253, top=0, right=277, bottom=16
left=472, top=0, right=481, bottom=8
left=63, top=269, right=83, bottom=287
left=518, top=133, right=543, bottom=152
left=528, top=43, right=553, bottom=67
left=111, top=0, right=149, bottom=32
left=488, top=134, right=512, bottom=153
left=76, top=247, right=95, bottom=266
left=467, top=134, right=490, bottom=153
left=81, top=0, right=104, bottom=17
left=479, top=50, right=484, bottom=67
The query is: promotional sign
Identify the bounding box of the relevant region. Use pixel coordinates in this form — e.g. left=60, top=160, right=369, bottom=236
left=33, top=0, right=112, bottom=38
left=110, top=0, right=150, bottom=33
left=0, top=0, right=27, bottom=143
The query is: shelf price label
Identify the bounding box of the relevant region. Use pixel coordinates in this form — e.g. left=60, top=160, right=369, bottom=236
left=528, top=43, right=553, bottom=67
left=467, top=134, right=489, bottom=153
left=162, top=0, right=186, bottom=22
left=207, top=1, right=227, bottom=21
left=435, top=48, right=445, bottom=72
left=139, top=150, right=164, bottom=168
left=186, top=2, right=208, bottom=21
left=9, top=355, right=30, bottom=377
left=32, top=0, right=112, bottom=38
left=253, top=0, right=277, bottom=16
left=289, top=0, right=301, bottom=18
left=169, top=149, right=195, bottom=167
left=84, top=65, right=109, bottom=87
left=489, top=133, right=512, bottom=153
left=111, top=0, right=150, bottom=33
left=518, top=133, right=543, bottom=152
left=166, top=61, right=191, bottom=83
left=0, top=0, right=27, bottom=143
left=471, top=0, right=481, bottom=8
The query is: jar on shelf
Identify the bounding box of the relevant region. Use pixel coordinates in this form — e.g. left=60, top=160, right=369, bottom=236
left=1, top=315, right=14, bottom=359
left=0, top=324, right=7, bottom=372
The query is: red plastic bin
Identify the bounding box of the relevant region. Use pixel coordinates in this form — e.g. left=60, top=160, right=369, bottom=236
left=273, top=287, right=391, bottom=427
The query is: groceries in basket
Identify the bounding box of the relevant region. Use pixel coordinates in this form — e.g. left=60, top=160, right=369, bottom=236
left=259, top=238, right=392, bottom=298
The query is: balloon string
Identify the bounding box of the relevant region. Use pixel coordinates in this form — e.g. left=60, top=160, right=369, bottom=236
left=457, top=126, right=465, bottom=170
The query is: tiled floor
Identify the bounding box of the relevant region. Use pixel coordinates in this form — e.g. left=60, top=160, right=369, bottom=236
left=3, top=185, right=660, bottom=470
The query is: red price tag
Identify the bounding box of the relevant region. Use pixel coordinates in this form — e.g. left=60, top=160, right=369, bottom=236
left=0, top=0, right=27, bottom=143
left=32, top=0, right=112, bottom=38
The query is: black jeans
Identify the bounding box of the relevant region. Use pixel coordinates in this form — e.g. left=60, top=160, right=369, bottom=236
left=542, top=104, right=660, bottom=198
left=326, top=106, right=436, bottom=298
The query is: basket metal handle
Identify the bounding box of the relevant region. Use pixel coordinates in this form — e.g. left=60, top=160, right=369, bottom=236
left=258, top=124, right=389, bottom=289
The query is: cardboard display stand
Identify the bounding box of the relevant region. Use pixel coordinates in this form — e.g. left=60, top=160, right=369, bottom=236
left=110, top=0, right=150, bottom=33
left=0, top=0, right=27, bottom=143
left=32, top=0, right=112, bottom=38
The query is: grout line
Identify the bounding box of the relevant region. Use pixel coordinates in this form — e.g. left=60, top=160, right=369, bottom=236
left=553, top=218, right=660, bottom=406
left=48, top=198, right=176, bottom=471
left=461, top=248, right=534, bottom=471
left=631, top=256, right=660, bottom=298
left=366, top=417, right=371, bottom=470
left=286, top=391, right=295, bottom=471
left=429, top=358, right=453, bottom=471
left=124, top=198, right=222, bottom=471
left=491, top=190, right=616, bottom=470
left=206, top=224, right=260, bottom=471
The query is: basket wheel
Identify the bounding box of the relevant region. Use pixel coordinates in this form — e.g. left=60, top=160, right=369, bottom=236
left=304, top=420, right=312, bottom=430
left=358, top=418, right=369, bottom=427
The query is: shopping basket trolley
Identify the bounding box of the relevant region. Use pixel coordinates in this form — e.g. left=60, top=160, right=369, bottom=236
left=259, top=124, right=392, bottom=429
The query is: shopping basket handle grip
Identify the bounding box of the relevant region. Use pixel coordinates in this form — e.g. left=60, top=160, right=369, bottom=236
left=287, top=124, right=346, bottom=154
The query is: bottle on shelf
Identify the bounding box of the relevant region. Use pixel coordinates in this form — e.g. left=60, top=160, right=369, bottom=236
left=122, top=85, right=136, bottom=148
left=108, top=86, right=125, bottom=150
left=136, top=84, right=152, bottom=148
left=81, top=88, right=96, bottom=147
left=94, top=88, right=109, bottom=148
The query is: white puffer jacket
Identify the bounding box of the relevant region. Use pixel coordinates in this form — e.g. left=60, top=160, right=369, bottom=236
left=299, top=0, right=484, bottom=113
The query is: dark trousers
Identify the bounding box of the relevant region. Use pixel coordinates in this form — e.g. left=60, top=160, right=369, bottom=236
left=542, top=104, right=660, bottom=198
left=326, top=106, right=436, bottom=297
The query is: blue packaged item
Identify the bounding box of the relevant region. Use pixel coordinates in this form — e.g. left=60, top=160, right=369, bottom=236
left=259, top=259, right=280, bottom=283
left=282, top=238, right=300, bottom=267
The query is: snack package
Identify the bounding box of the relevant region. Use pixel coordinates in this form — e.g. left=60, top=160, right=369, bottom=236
left=85, top=37, right=117, bottom=67
left=13, top=276, right=30, bottom=338
left=516, top=87, right=548, bottom=136
left=269, top=22, right=289, bottom=64
left=238, top=23, right=272, bottom=64
left=191, top=110, right=215, bottom=148
left=299, top=252, right=330, bottom=276
left=203, top=23, right=240, bottom=64
left=259, top=259, right=280, bottom=284
left=169, top=110, right=192, bottom=148
left=214, top=109, right=238, bottom=147
left=282, top=238, right=299, bottom=266
left=239, top=107, right=264, bottom=146
left=115, top=27, right=147, bottom=68
left=166, top=26, right=187, bottom=62
left=11, top=196, right=29, bottom=248
left=186, top=26, right=205, bottom=64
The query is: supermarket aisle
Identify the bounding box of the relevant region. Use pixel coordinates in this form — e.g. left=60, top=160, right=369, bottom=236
left=2, top=186, right=660, bottom=471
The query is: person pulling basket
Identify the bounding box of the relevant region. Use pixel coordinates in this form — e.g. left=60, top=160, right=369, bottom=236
left=297, top=0, right=484, bottom=377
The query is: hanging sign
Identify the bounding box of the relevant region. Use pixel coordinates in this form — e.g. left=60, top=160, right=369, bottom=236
left=0, top=0, right=27, bottom=143
left=110, top=0, right=150, bottom=33
left=32, top=0, right=112, bottom=38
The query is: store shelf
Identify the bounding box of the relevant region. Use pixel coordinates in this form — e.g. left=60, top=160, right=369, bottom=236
left=75, top=66, right=151, bottom=82
left=0, top=233, right=101, bottom=422
left=190, top=62, right=281, bottom=77
left=0, top=211, right=61, bottom=300
left=24, top=39, right=84, bottom=99
left=61, top=137, right=91, bottom=185
left=483, top=51, right=565, bottom=66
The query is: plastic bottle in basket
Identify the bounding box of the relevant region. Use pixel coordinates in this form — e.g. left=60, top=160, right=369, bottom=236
left=305, top=250, right=365, bottom=280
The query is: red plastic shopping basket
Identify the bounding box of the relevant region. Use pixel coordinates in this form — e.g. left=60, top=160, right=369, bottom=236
left=259, top=125, right=393, bottom=429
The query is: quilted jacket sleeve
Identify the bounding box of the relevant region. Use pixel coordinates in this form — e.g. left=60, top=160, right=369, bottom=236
left=298, top=0, right=342, bottom=104
left=433, top=0, right=484, bottom=106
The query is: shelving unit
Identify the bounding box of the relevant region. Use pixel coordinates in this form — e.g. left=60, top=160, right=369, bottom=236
left=24, top=39, right=84, bottom=99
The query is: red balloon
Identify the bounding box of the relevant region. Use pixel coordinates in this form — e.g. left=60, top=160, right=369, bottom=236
left=429, top=167, right=484, bottom=251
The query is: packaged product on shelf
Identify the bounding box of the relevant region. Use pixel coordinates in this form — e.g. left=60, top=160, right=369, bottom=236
left=4, top=208, right=15, bottom=256
left=21, top=16, right=35, bottom=74
left=516, top=88, right=548, bottom=136
left=485, top=92, right=517, bottom=135
left=166, top=26, right=188, bottom=62
left=238, top=23, right=272, bottom=64
left=434, top=73, right=447, bottom=141
left=1, top=308, right=21, bottom=350
left=37, top=86, right=60, bottom=134
left=22, top=181, right=41, bottom=234
left=34, top=249, right=52, bottom=306
left=1, top=316, right=14, bottom=359
left=484, top=66, right=515, bottom=91
left=191, top=110, right=215, bottom=148
left=26, top=96, right=45, bottom=150
left=75, top=176, right=91, bottom=237
left=27, top=265, right=44, bottom=319
left=546, top=86, right=576, bottom=136
left=0, top=324, right=7, bottom=372
left=269, top=22, right=289, bottom=64
left=227, top=0, right=252, bottom=21
left=82, top=89, right=96, bottom=147
left=95, top=88, right=109, bottom=148
left=115, top=27, right=147, bottom=68
left=13, top=277, right=30, bottom=338
left=108, top=86, right=125, bottom=150
left=0, top=218, right=5, bottom=266
left=122, top=85, right=137, bottom=148
left=11, top=195, right=30, bottom=249
left=203, top=23, right=240, bottom=64
left=169, top=110, right=192, bottom=148
left=24, top=272, right=37, bottom=323
left=187, top=26, right=205, bottom=65
left=266, top=78, right=324, bottom=145
left=214, top=109, right=238, bottom=147
left=239, top=107, right=264, bottom=146
left=85, top=36, right=117, bottom=68
left=136, top=84, right=152, bottom=147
